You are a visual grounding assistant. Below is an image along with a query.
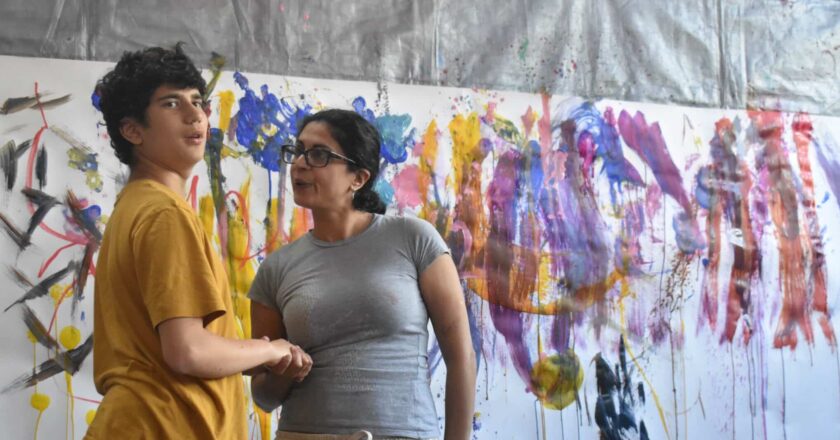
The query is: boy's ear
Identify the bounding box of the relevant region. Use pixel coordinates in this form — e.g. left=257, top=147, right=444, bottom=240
left=119, top=118, right=143, bottom=146
left=351, top=168, right=371, bottom=192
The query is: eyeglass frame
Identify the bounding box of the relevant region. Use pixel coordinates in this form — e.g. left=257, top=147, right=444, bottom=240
left=279, top=143, right=358, bottom=168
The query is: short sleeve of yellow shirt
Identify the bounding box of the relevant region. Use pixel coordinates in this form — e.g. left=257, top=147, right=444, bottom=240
left=87, top=180, right=246, bottom=439
left=133, top=202, right=225, bottom=326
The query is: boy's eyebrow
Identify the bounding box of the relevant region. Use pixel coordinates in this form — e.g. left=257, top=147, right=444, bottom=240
left=155, top=92, right=203, bottom=102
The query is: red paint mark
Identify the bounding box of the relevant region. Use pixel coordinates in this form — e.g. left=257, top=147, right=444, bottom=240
left=750, top=110, right=815, bottom=349
left=699, top=119, right=761, bottom=344
left=187, top=175, right=199, bottom=211
left=72, top=395, right=101, bottom=405
left=38, top=242, right=78, bottom=277
left=792, top=113, right=835, bottom=346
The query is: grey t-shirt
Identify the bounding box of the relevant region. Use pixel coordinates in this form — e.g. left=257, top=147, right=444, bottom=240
left=249, top=214, right=449, bottom=438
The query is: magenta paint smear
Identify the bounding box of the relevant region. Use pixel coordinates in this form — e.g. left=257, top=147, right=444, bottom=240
left=618, top=110, right=704, bottom=254
left=391, top=164, right=423, bottom=209
left=486, top=149, right=534, bottom=385
left=539, top=120, right=613, bottom=291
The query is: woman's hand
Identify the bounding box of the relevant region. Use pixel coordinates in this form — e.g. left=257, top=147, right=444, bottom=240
left=263, top=337, right=313, bottom=382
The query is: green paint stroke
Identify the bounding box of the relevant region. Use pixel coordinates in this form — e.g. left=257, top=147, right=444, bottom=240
left=67, top=147, right=103, bottom=192
left=518, top=39, right=529, bottom=63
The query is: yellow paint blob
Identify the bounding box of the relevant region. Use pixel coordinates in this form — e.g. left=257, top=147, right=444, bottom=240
left=85, top=409, right=97, bottom=425
left=264, top=198, right=282, bottom=254
left=199, top=195, right=216, bottom=240
left=50, top=283, right=70, bottom=303
left=59, top=326, right=81, bottom=350
left=217, top=90, right=236, bottom=133
left=418, top=120, right=439, bottom=223
left=530, top=349, right=583, bottom=410
left=26, top=330, right=37, bottom=344
left=30, top=392, right=50, bottom=411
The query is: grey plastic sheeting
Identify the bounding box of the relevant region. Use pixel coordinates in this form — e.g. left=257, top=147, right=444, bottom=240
left=0, top=0, right=838, bottom=116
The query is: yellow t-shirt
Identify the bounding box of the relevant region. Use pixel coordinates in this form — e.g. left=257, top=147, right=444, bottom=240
left=85, top=179, right=247, bottom=439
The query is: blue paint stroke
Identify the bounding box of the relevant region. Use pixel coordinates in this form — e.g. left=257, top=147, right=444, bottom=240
left=233, top=72, right=311, bottom=171
left=352, top=97, right=415, bottom=164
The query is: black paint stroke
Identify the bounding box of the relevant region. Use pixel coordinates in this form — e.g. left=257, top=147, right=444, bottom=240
left=4, top=260, right=77, bottom=312
left=0, top=96, right=38, bottom=115
left=38, top=94, right=71, bottom=110
left=8, top=267, right=34, bottom=289
left=0, top=94, right=71, bottom=115
left=71, top=241, right=97, bottom=318
left=21, top=304, right=59, bottom=350
left=2, top=335, right=93, bottom=392
left=1, top=139, right=32, bottom=190
left=35, top=147, right=47, bottom=189
left=0, top=188, right=61, bottom=249
left=593, top=336, right=648, bottom=440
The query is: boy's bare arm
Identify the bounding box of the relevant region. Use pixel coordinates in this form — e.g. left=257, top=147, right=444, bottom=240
left=158, top=316, right=296, bottom=379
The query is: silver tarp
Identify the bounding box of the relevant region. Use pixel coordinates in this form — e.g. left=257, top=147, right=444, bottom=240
left=1, top=0, right=838, bottom=115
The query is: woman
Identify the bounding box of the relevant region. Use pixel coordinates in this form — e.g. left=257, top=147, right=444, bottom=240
left=249, top=109, right=476, bottom=440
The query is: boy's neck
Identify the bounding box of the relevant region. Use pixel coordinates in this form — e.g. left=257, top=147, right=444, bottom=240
left=128, top=162, right=191, bottom=198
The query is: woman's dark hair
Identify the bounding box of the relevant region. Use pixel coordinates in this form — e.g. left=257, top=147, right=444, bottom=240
left=298, top=109, right=386, bottom=214
left=95, top=44, right=207, bottom=166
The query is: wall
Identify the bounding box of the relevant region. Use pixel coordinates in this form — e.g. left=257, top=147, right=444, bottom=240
left=0, top=54, right=839, bottom=439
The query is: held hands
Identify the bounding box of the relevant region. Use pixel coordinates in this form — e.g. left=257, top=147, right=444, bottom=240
left=262, top=337, right=313, bottom=382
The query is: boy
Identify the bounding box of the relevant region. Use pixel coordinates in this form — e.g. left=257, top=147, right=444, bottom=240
left=86, top=45, right=311, bottom=438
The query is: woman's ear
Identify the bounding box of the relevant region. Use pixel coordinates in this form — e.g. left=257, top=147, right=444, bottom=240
left=352, top=168, right=371, bottom=192
left=119, top=118, right=143, bottom=146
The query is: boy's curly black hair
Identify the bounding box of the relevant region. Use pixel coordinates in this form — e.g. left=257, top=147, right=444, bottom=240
left=95, top=44, right=207, bottom=166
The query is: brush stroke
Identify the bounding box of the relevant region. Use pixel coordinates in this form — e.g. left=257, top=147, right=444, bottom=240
left=0, top=187, right=60, bottom=249
left=64, top=190, right=102, bottom=244
left=0, top=139, right=32, bottom=190
left=2, top=335, right=93, bottom=392
left=4, top=260, right=78, bottom=312
left=21, top=304, right=60, bottom=350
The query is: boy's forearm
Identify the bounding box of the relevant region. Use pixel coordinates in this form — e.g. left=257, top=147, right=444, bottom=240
left=177, top=334, right=279, bottom=379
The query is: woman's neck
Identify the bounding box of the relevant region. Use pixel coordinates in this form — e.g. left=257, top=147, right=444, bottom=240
left=310, top=208, right=373, bottom=242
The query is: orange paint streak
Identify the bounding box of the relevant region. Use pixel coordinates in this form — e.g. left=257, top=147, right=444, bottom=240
left=722, top=163, right=759, bottom=344
left=449, top=113, right=488, bottom=299
left=289, top=207, right=313, bottom=241
left=749, top=110, right=814, bottom=349
left=792, top=113, right=835, bottom=345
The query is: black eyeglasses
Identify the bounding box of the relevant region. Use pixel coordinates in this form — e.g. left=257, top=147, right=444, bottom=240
left=279, top=144, right=357, bottom=168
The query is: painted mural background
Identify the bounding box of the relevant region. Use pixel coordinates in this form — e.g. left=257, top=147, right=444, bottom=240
left=0, top=54, right=838, bottom=439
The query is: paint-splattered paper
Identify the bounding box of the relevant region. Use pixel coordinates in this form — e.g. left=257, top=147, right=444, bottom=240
left=0, top=55, right=838, bottom=439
